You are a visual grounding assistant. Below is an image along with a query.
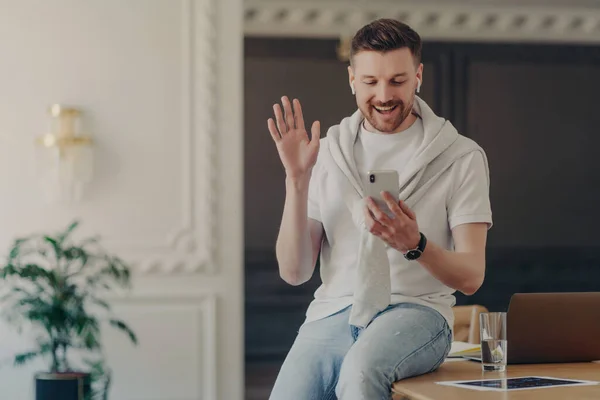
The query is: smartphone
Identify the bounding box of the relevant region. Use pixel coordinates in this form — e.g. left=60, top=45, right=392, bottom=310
left=366, top=170, right=400, bottom=217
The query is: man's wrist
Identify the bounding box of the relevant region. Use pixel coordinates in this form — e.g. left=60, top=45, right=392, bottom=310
left=285, top=173, right=311, bottom=191
left=403, top=232, right=427, bottom=261
left=404, top=233, right=421, bottom=252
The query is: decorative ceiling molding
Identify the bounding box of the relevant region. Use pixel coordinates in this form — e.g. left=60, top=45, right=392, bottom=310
left=244, top=0, right=600, bottom=44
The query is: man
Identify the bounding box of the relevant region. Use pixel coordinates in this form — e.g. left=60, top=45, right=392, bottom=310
left=266, top=18, right=492, bottom=400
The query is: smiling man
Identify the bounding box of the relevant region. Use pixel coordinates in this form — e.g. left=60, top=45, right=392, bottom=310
left=267, top=19, right=492, bottom=400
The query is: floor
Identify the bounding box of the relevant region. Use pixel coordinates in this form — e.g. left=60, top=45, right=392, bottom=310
left=245, top=361, right=280, bottom=400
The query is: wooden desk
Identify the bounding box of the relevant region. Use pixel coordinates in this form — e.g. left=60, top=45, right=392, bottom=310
left=392, top=360, right=600, bottom=400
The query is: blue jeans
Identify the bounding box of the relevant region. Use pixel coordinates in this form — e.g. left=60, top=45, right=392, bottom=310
left=269, top=302, right=452, bottom=400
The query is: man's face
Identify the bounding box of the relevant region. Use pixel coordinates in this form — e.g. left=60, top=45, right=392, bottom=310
left=349, top=48, right=422, bottom=133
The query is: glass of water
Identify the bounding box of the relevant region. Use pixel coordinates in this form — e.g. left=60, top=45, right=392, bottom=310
left=479, top=312, right=507, bottom=372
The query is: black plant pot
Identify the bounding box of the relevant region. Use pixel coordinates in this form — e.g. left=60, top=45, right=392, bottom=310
left=35, top=372, right=91, bottom=400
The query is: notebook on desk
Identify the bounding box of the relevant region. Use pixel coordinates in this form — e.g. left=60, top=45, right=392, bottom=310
left=464, top=292, right=600, bottom=364
left=448, top=341, right=481, bottom=358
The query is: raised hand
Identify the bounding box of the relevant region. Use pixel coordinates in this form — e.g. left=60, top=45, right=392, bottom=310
left=268, top=96, right=320, bottom=180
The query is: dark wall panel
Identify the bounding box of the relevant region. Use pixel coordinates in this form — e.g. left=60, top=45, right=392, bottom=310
left=467, top=62, right=600, bottom=247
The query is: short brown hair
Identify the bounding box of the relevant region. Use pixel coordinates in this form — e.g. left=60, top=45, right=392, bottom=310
left=350, top=19, right=422, bottom=66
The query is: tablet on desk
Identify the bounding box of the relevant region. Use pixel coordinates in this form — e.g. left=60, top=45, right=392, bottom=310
left=437, top=376, right=600, bottom=392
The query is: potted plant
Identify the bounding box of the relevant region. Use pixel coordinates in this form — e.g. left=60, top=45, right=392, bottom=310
left=0, top=220, right=138, bottom=400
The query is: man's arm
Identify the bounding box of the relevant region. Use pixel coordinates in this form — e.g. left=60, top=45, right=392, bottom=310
left=365, top=194, right=488, bottom=295
left=415, top=223, right=487, bottom=295
left=275, top=176, right=324, bottom=286
left=267, top=95, right=323, bottom=286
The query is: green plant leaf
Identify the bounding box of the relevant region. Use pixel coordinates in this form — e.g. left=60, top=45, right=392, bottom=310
left=23, top=308, right=55, bottom=333
left=9, top=245, right=20, bottom=261
left=63, top=247, right=90, bottom=277
left=13, top=351, right=41, bottom=366
left=58, top=220, right=79, bottom=244
left=7, top=236, right=35, bottom=261
left=64, top=246, right=85, bottom=260
left=18, top=296, right=53, bottom=310
left=44, top=236, right=62, bottom=260
left=11, top=264, right=58, bottom=288
left=12, top=343, right=52, bottom=367
left=87, top=261, right=130, bottom=291
left=71, top=315, right=101, bottom=351
left=91, top=298, right=110, bottom=311
left=79, top=235, right=100, bottom=247
left=0, top=264, right=18, bottom=279
left=74, top=314, right=99, bottom=335
left=85, top=275, right=101, bottom=288
left=83, top=330, right=101, bottom=350
left=109, top=319, right=137, bottom=345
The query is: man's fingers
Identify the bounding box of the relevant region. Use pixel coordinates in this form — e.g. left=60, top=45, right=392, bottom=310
left=311, top=121, right=321, bottom=148
left=282, top=96, right=295, bottom=131
left=380, top=230, right=393, bottom=243
left=273, top=104, right=287, bottom=135
left=382, top=192, right=408, bottom=221
left=380, top=192, right=416, bottom=221
left=293, top=99, right=305, bottom=131
left=398, top=200, right=417, bottom=220
left=366, top=197, right=394, bottom=226
left=364, top=203, right=384, bottom=235
left=267, top=118, right=281, bottom=142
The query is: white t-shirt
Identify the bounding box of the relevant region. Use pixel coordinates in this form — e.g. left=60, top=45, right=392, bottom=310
left=305, top=116, right=493, bottom=329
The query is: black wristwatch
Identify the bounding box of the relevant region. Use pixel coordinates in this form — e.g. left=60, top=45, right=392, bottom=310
left=404, top=232, right=427, bottom=261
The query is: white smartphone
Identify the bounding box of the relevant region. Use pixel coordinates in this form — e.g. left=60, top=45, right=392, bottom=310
left=366, top=170, right=400, bottom=217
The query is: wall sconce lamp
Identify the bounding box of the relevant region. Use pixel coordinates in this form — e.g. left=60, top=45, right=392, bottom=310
left=35, top=104, right=94, bottom=204
left=336, top=36, right=352, bottom=62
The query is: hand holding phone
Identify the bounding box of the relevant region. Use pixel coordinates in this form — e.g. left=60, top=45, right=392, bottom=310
left=366, top=170, right=400, bottom=217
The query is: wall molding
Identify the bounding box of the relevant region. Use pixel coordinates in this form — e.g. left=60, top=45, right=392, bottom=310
left=244, top=0, right=600, bottom=44
left=136, top=0, right=218, bottom=275
left=108, top=294, right=218, bottom=400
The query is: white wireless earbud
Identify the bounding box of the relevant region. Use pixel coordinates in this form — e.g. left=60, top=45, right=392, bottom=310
left=350, top=82, right=356, bottom=95
left=416, top=78, right=421, bottom=93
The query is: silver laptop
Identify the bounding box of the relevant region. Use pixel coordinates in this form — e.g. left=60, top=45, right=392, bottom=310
left=466, top=292, right=600, bottom=364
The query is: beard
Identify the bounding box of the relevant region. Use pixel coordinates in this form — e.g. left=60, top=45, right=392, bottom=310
left=360, top=94, right=415, bottom=133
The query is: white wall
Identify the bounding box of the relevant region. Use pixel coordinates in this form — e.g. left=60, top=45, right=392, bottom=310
left=0, top=0, right=243, bottom=399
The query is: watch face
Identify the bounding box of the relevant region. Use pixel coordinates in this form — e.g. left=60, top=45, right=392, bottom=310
left=405, top=250, right=422, bottom=260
